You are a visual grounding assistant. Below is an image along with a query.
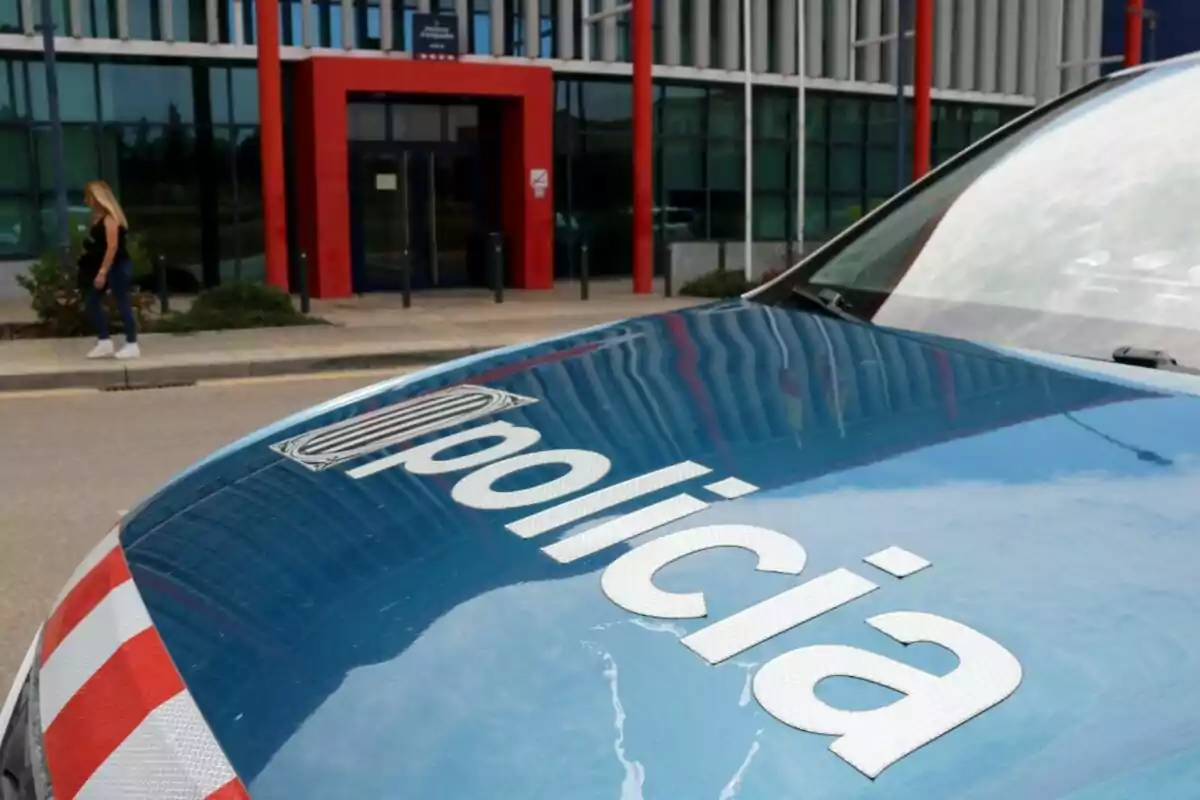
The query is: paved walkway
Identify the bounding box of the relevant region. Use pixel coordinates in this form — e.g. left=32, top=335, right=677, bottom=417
left=0, top=280, right=707, bottom=391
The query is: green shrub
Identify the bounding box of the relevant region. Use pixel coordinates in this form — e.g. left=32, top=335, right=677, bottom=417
left=679, top=268, right=755, bottom=298
left=679, top=266, right=791, bottom=299
left=146, top=281, right=324, bottom=333
left=17, top=229, right=154, bottom=338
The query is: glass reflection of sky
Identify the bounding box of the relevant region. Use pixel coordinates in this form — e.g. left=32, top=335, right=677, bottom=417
left=886, top=61, right=1200, bottom=328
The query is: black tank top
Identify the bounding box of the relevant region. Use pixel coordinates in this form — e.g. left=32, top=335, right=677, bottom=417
left=78, top=217, right=129, bottom=283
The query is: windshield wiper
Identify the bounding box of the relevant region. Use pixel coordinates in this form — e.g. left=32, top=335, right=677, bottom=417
left=1111, top=346, right=1200, bottom=374
left=784, top=287, right=872, bottom=325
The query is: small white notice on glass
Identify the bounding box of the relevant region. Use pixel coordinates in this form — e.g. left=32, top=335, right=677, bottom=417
left=376, top=173, right=398, bottom=191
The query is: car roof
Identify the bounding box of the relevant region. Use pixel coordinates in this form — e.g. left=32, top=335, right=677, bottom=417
left=1108, top=48, right=1200, bottom=80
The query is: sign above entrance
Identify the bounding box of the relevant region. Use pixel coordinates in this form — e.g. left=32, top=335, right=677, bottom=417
left=530, top=168, right=549, bottom=199
left=412, top=13, right=459, bottom=61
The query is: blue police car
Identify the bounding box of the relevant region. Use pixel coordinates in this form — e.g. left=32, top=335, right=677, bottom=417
left=4, top=52, right=1200, bottom=800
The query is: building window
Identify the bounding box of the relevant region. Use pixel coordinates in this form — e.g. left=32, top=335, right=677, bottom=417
left=100, top=63, right=194, bottom=123
left=106, top=122, right=201, bottom=273
left=27, top=61, right=97, bottom=122
left=752, top=89, right=792, bottom=241
left=0, top=128, right=29, bottom=191
left=0, top=198, right=38, bottom=257
left=392, top=103, right=443, bottom=141
left=34, top=125, right=99, bottom=194
left=1, top=0, right=23, bottom=32
left=804, top=93, right=828, bottom=238
left=0, top=61, right=19, bottom=119
left=556, top=77, right=814, bottom=277
left=347, top=103, right=388, bottom=141
left=470, top=0, right=490, bottom=54
left=209, top=66, right=259, bottom=125
left=215, top=126, right=263, bottom=283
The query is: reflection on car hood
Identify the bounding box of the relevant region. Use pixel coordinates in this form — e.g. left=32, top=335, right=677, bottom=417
left=120, top=300, right=1200, bottom=799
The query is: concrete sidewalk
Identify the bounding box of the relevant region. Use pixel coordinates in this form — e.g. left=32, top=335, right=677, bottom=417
left=0, top=281, right=707, bottom=392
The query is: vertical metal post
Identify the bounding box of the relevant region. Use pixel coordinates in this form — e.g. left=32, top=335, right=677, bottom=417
left=341, top=0, right=353, bottom=48
left=37, top=6, right=71, bottom=274
left=299, top=250, right=311, bottom=314
left=1124, top=0, right=1143, bottom=67
left=742, top=0, right=753, bottom=283
left=580, top=0, right=591, bottom=60
left=631, top=0, right=653, bottom=294
left=566, top=93, right=576, bottom=280
left=206, top=0, right=219, bottom=43
left=401, top=247, right=412, bottom=308
left=580, top=241, right=589, bottom=300
left=662, top=239, right=672, bottom=297
left=895, top=0, right=909, bottom=193
left=116, top=0, right=129, bottom=38
left=156, top=255, right=170, bottom=313
left=228, top=68, right=243, bottom=283
left=256, top=0, right=289, bottom=290
left=912, top=0, right=932, bottom=180
left=489, top=232, right=504, bottom=304
left=160, top=0, right=174, bottom=40
left=796, top=0, right=805, bottom=258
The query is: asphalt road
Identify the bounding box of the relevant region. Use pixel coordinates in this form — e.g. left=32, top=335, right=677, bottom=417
left=0, top=368, right=416, bottom=692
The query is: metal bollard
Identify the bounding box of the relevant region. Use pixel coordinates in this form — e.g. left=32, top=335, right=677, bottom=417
left=298, top=250, right=311, bottom=315
left=155, top=254, right=169, bottom=314
left=580, top=241, right=589, bottom=301
left=658, top=240, right=673, bottom=298
left=489, top=232, right=504, bottom=304
left=401, top=248, right=412, bottom=309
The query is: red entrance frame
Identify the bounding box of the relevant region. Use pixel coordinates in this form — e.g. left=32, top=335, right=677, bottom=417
left=292, top=58, right=555, bottom=298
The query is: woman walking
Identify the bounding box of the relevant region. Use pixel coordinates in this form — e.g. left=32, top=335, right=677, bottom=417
left=79, top=180, right=139, bottom=360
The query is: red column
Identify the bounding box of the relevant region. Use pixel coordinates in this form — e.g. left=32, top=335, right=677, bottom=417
left=911, top=0, right=933, bottom=180
left=631, top=0, right=653, bottom=294
left=256, top=0, right=289, bottom=290
left=1124, top=0, right=1144, bottom=68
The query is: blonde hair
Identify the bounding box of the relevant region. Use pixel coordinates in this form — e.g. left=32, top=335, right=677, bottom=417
left=84, top=180, right=128, bottom=230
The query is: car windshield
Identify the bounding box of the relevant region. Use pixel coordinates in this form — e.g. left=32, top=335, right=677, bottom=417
left=754, top=57, right=1200, bottom=368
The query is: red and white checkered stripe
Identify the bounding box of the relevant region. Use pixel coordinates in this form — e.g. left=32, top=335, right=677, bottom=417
left=37, top=527, right=249, bottom=800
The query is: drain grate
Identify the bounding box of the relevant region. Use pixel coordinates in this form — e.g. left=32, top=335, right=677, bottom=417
left=101, top=380, right=196, bottom=392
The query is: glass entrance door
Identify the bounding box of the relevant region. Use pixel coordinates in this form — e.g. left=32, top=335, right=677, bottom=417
left=431, top=151, right=480, bottom=287
left=351, top=146, right=484, bottom=293
left=352, top=150, right=412, bottom=292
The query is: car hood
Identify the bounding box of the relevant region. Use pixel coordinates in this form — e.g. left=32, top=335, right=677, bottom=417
left=120, top=300, right=1200, bottom=799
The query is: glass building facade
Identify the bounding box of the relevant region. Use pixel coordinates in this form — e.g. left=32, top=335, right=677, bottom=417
left=0, top=57, right=265, bottom=286
left=0, top=56, right=1017, bottom=277
left=0, top=0, right=1103, bottom=291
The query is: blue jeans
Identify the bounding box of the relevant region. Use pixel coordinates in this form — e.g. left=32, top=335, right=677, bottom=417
left=86, top=259, right=137, bottom=344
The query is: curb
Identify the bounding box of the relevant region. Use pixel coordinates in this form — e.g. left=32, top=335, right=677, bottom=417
left=0, top=347, right=483, bottom=393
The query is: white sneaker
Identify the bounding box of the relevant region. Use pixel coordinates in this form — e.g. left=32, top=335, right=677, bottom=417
left=86, top=340, right=114, bottom=359
left=115, top=343, right=141, bottom=360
